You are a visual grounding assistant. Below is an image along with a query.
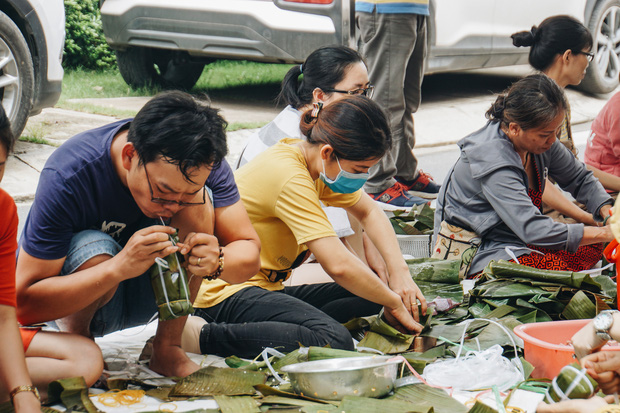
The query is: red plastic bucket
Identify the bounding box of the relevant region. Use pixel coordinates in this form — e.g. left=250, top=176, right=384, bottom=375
left=514, top=320, right=620, bottom=379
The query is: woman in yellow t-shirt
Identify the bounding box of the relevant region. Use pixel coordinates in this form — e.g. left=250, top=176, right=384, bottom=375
left=189, top=96, right=427, bottom=358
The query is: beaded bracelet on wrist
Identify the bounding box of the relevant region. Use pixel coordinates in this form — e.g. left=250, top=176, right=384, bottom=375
left=204, top=247, right=224, bottom=280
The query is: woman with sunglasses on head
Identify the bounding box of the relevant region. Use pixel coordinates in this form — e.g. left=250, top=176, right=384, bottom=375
left=189, top=95, right=427, bottom=358
left=512, top=15, right=620, bottom=224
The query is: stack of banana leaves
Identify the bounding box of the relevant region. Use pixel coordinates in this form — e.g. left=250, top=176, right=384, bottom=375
left=404, top=257, right=616, bottom=358
left=389, top=203, right=435, bottom=235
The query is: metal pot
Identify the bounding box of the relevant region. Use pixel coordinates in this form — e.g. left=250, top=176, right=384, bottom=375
left=280, top=356, right=402, bottom=401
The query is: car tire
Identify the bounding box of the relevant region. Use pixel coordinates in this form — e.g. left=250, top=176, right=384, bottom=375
left=580, top=0, right=620, bottom=94
left=116, top=47, right=205, bottom=90
left=0, top=11, right=34, bottom=139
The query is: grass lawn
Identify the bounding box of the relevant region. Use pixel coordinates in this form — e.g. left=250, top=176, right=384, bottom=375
left=58, top=60, right=294, bottom=129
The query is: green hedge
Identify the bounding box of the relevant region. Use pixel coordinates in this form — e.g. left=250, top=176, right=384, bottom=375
left=64, top=0, right=116, bottom=70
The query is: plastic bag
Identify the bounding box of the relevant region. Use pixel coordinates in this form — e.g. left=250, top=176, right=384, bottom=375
left=422, top=318, right=525, bottom=392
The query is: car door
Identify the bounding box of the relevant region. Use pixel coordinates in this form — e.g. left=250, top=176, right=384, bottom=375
left=427, top=0, right=494, bottom=73
left=491, top=0, right=587, bottom=52
left=273, top=0, right=354, bottom=61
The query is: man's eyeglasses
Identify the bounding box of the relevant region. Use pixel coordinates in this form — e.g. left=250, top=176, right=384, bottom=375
left=322, top=85, right=375, bottom=98
left=144, top=164, right=206, bottom=206
left=577, top=50, right=594, bottom=62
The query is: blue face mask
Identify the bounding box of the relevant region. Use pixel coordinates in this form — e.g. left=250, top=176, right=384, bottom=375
left=320, top=156, right=369, bottom=194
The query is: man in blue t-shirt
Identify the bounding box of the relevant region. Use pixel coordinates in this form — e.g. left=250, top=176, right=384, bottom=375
left=15, top=91, right=261, bottom=378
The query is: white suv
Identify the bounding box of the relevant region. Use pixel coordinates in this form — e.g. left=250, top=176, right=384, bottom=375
left=101, top=0, right=619, bottom=94
left=0, top=0, right=64, bottom=137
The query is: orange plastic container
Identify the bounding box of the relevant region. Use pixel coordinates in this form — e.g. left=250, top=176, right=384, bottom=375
left=514, top=320, right=620, bottom=379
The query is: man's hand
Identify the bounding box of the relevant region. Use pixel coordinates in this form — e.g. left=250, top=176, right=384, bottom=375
left=179, top=232, right=220, bottom=278
left=572, top=321, right=607, bottom=360
left=388, top=271, right=427, bottom=323
left=112, top=225, right=179, bottom=279
left=583, top=351, right=620, bottom=394
left=383, top=302, right=423, bottom=334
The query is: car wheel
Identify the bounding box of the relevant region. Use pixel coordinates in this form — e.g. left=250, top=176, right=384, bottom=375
left=116, top=47, right=205, bottom=90
left=0, top=12, right=34, bottom=138
left=580, top=0, right=620, bottom=94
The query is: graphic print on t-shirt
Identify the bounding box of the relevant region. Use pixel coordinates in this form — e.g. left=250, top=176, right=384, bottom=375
left=100, top=220, right=126, bottom=239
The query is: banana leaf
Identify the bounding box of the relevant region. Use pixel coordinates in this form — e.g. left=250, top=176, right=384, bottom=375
left=467, top=401, right=498, bottom=413
left=406, top=258, right=460, bottom=284
left=482, top=298, right=511, bottom=308
left=225, top=355, right=256, bottom=370
left=391, top=219, right=407, bottom=235
left=357, top=310, right=416, bottom=353
left=387, top=384, right=468, bottom=413
left=485, top=304, right=517, bottom=319
left=357, top=331, right=415, bottom=354
left=214, top=395, right=260, bottom=413
left=260, top=396, right=330, bottom=408
left=472, top=280, right=553, bottom=299
left=301, top=406, right=338, bottom=413
left=306, top=347, right=371, bottom=361
left=400, top=344, right=449, bottom=375
left=169, top=366, right=266, bottom=397
left=390, top=203, right=435, bottom=231
left=47, top=377, right=102, bottom=413
left=463, top=317, right=522, bottom=352
left=591, top=274, right=617, bottom=299
left=336, top=395, right=433, bottom=413
left=397, top=221, right=426, bottom=235
left=415, top=281, right=464, bottom=303
left=254, top=385, right=335, bottom=405
left=561, top=290, right=596, bottom=319
left=483, top=260, right=602, bottom=291
left=272, top=348, right=310, bottom=371
left=145, top=387, right=187, bottom=402
left=468, top=302, right=492, bottom=318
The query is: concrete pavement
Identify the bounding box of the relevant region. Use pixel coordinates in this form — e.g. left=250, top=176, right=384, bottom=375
left=3, top=65, right=618, bottom=207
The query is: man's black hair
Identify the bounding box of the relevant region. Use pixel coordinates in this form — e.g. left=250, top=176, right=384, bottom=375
left=127, top=91, right=228, bottom=182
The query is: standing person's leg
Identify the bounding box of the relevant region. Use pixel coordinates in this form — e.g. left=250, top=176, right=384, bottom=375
left=396, top=15, right=440, bottom=198
left=357, top=11, right=426, bottom=207
left=394, top=14, right=425, bottom=184
left=193, top=286, right=354, bottom=358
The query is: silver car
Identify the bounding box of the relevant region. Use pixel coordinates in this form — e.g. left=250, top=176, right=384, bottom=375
left=101, top=0, right=619, bottom=94
left=0, top=0, right=64, bottom=137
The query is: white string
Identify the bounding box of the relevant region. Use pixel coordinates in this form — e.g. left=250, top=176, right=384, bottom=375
left=578, top=263, right=614, bottom=275
left=455, top=318, right=525, bottom=379
left=261, top=348, right=289, bottom=385
left=157, top=262, right=178, bottom=318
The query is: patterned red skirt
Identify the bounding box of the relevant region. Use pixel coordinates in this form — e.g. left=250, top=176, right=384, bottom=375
left=511, top=169, right=604, bottom=272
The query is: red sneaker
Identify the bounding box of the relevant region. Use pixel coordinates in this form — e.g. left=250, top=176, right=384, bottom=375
left=399, top=170, right=441, bottom=199
left=368, top=182, right=429, bottom=211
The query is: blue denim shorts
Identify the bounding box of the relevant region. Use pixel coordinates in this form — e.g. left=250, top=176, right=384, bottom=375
left=61, top=230, right=157, bottom=337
